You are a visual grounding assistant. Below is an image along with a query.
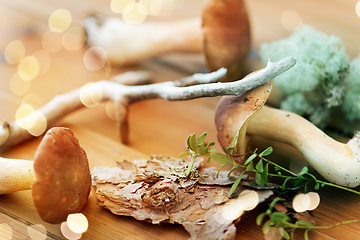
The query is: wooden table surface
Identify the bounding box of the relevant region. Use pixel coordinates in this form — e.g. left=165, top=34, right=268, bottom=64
left=1, top=0, right=360, bottom=239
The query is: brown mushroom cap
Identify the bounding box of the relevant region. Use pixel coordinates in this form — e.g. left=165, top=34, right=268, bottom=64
left=215, top=79, right=272, bottom=164
left=202, top=0, right=251, bottom=81
left=32, top=127, right=91, bottom=224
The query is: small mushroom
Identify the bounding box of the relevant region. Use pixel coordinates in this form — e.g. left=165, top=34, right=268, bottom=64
left=0, top=127, right=91, bottom=224
left=215, top=75, right=360, bottom=188
left=84, top=0, right=250, bottom=80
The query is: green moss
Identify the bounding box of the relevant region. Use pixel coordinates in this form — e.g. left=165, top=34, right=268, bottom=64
left=259, top=25, right=350, bottom=128
left=342, top=54, right=360, bottom=122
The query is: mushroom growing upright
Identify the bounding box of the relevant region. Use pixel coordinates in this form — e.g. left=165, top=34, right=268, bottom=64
left=215, top=75, right=360, bottom=188
left=84, top=0, right=250, bottom=80
left=0, top=127, right=91, bottom=224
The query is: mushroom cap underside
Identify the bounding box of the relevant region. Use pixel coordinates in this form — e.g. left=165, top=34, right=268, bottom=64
left=215, top=80, right=273, bottom=161
left=32, top=127, right=91, bottom=224
left=202, top=0, right=251, bottom=81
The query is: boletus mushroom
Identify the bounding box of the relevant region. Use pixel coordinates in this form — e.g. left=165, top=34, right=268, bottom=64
left=84, top=0, right=250, bottom=81
left=215, top=75, right=360, bottom=188
left=0, top=127, right=91, bottom=224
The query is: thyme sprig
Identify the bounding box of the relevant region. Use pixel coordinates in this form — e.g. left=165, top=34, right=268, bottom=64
left=180, top=132, right=360, bottom=196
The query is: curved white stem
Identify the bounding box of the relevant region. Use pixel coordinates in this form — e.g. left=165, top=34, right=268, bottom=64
left=84, top=16, right=202, bottom=65
left=248, top=106, right=360, bottom=188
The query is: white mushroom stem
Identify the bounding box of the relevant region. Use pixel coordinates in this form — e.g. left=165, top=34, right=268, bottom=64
left=248, top=105, right=360, bottom=188
left=84, top=16, right=202, bottom=65
left=0, top=56, right=295, bottom=151
left=0, top=157, right=35, bottom=194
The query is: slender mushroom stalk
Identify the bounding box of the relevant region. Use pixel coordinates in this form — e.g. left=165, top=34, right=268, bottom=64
left=215, top=74, right=360, bottom=188
left=0, top=127, right=91, bottom=224
left=0, top=56, right=296, bottom=151
left=84, top=0, right=250, bottom=80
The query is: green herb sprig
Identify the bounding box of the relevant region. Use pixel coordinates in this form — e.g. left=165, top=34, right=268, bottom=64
left=180, top=132, right=360, bottom=239
left=180, top=132, right=360, bottom=197
left=257, top=197, right=360, bottom=240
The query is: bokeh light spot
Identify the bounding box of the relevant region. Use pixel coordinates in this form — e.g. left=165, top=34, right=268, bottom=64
left=80, top=82, right=103, bottom=108
left=60, top=222, right=82, bottom=240
left=10, top=72, right=31, bottom=96
left=293, top=193, right=308, bottom=212
left=221, top=199, right=245, bottom=222
left=293, top=192, right=320, bottom=212
left=281, top=10, right=302, bottom=31
left=4, top=40, right=26, bottom=65
left=18, top=56, right=39, bottom=81
left=0, top=223, right=13, bottom=240
left=26, top=111, right=47, bottom=137
left=356, top=1, right=360, bottom=17
left=83, top=46, right=107, bottom=71
left=110, top=0, right=135, bottom=13
left=28, top=224, right=47, bottom=240
left=15, top=104, right=35, bottom=129
left=237, top=190, right=259, bottom=211
left=42, top=30, right=63, bottom=53
left=67, top=213, right=89, bottom=234
left=48, top=9, right=72, bottom=32
left=123, top=3, right=147, bottom=24
left=63, top=26, right=86, bottom=51
left=32, top=50, right=52, bottom=75
left=307, top=192, right=320, bottom=211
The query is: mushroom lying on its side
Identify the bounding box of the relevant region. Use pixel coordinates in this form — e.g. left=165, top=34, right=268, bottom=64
left=0, top=127, right=91, bottom=224
left=215, top=76, right=360, bottom=188
left=84, top=0, right=250, bottom=81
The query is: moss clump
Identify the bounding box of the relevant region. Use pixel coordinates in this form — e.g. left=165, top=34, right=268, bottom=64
left=259, top=25, right=350, bottom=128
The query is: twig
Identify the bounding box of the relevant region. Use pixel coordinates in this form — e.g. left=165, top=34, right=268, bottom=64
left=0, top=56, right=296, bottom=151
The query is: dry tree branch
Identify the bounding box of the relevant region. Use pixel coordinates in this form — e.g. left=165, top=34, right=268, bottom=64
left=0, top=56, right=296, bottom=151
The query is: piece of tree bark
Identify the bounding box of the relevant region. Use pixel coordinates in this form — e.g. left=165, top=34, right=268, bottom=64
left=91, top=155, right=273, bottom=240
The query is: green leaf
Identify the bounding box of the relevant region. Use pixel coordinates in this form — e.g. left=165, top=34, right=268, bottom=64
left=262, top=220, right=272, bottom=234
left=245, top=161, right=254, bottom=171
left=210, top=152, right=233, bottom=165
left=196, top=142, right=206, bottom=155
left=206, top=142, right=216, bottom=153
left=187, top=133, right=197, bottom=152
left=270, top=212, right=290, bottom=224
left=229, top=171, right=245, bottom=197
left=227, top=165, right=240, bottom=178
left=274, top=166, right=280, bottom=171
left=294, top=177, right=304, bottom=186
left=206, top=157, right=211, bottom=163
left=256, top=213, right=267, bottom=226
left=261, top=163, right=269, bottom=186
left=197, top=132, right=207, bottom=145
left=255, top=172, right=262, bottom=185
left=259, top=146, right=273, bottom=157
left=297, top=167, right=308, bottom=176
left=281, top=229, right=290, bottom=240
left=244, top=153, right=257, bottom=166
left=179, top=151, right=192, bottom=157
left=256, top=159, right=264, bottom=172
